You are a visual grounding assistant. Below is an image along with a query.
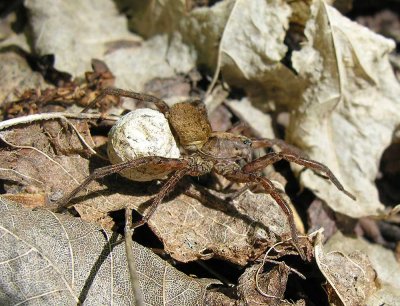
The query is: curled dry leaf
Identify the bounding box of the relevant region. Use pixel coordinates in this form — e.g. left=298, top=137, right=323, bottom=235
left=314, top=230, right=377, bottom=306
left=0, top=116, right=301, bottom=265
left=206, top=261, right=306, bottom=305
left=324, top=231, right=400, bottom=305
left=237, top=264, right=292, bottom=306
left=128, top=0, right=299, bottom=108
left=287, top=1, right=400, bottom=218
left=0, top=197, right=217, bottom=305
left=150, top=189, right=295, bottom=265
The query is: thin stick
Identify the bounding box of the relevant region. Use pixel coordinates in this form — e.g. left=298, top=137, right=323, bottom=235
left=0, top=168, right=44, bottom=185
left=0, top=112, right=118, bottom=130
left=124, top=208, right=145, bottom=306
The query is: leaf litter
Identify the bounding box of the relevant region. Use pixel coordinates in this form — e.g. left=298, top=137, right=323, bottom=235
left=1, top=0, right=400, bottom=304
left=0, top=197, right=217, bottom=305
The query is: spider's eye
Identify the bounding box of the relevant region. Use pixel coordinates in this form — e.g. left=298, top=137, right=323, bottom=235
left=243, top=139, right=252, bottom=146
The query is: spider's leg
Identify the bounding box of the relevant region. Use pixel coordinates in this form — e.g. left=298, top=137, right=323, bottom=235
left=132, top=167, right=189, bottom=228
left=55, top=157, right=187, bottom=212
left=251, top=138, right=305, bottom=156
left=226, top=121, right=249, bottom=135
left=82, top=87, right=170, bottom=114
left=224, top=171, right=306, bottom=261
left=244, top=143, right=356, bottom=200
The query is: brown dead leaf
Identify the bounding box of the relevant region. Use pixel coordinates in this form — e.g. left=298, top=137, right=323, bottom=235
left=0, top=115, right=302, bottom=265
left=149, top=189, right=294, bottom=265
left=204, top=290, right=237, bottom=306
left=237, top=264, right=290, bottom=306
left=325, top=231, right=400, bottom=303
left=314, top=230, right=377, bottom=306
left=205, top=263, right=306, bottom=306
left=307, top=200, right=338, bottom=242
left=1, top=193, right=47, bottom=208
left=0, top=120, right=94, bottom=194
left=0, top=197, right=217, bottom=305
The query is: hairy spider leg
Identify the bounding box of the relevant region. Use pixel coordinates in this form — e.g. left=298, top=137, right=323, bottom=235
left=226, top=121, right=249, bottom=135
left=55, top=157, right=188, bottom=213
left=82, top=87, right=170, bottom=114
left=132, top=167, right=189, bottom=229
left=224, top=171, right=307, bottom=261
left=248, top=139, right=356, bottom=200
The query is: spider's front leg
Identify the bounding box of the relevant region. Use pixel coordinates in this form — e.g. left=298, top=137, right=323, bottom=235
left=54, top=157, right=188, bottom=214
left=247, top=139, right=356, bottom=200
left=224, top=171, right=307, bottom=261
left=82, top=87, right=170, bottom=114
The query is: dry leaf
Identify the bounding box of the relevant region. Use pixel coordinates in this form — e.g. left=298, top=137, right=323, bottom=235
left=205, top=263, right=306, bottom=305
left=180, top=0, right=298, bottom=109
left=0, top=52, right=47, bottom=104
left=25, top=0, right=136, bottom=76
left=127, top=0, right=234, bottom=71
left=287, top=1, right=400, bottom=218
left=237, top=264, right=290, bottom=306
left=314, top=230, right=377, bottom=306
left=0, top=197, right=216, bottom=305
left=25, top=0, right=196, bottom=92
left=150, top=189, right=293, bottom=265
left=104, top=33, right=196, bottom=91
left=324, top=231, right=400, bottom=305
left=226, top=98, right=275, bottom=139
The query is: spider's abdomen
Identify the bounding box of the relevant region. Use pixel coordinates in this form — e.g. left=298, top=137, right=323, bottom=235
left=168, top=101, right=212, bottom=151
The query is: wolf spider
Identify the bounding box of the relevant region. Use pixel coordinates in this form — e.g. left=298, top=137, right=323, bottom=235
left=56, top=88, right=356, bottom=260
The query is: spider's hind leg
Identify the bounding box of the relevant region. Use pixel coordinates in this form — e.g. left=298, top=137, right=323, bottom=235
left=132, top=167, right=189, bottom=229
left=223, top=171, right=307, bottom=261
left=54, top=157, right=188, bottom=213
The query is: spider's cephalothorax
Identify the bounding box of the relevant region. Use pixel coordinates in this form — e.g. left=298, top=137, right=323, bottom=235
left=57, top=88, right=356, bottom=260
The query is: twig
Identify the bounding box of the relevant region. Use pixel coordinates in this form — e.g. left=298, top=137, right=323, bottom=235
left=0, top=112, right=118, bottom=131
left=0, top=168, right=44, bottom=185
left=124, top=208, right=145, bottom=306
